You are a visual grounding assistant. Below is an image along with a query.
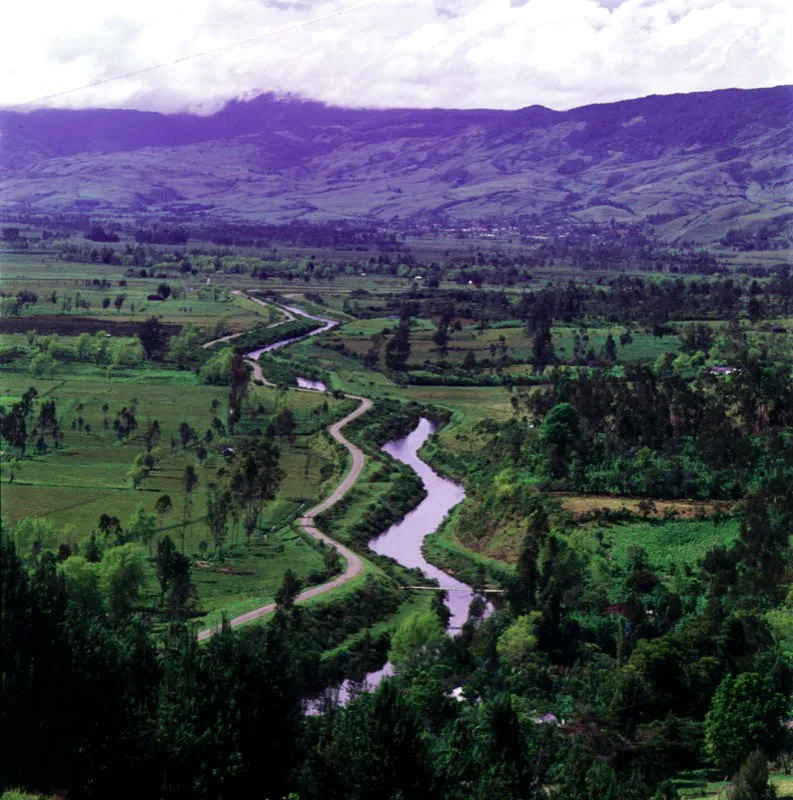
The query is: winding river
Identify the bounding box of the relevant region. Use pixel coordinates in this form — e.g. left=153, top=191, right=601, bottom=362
left=372, top=418, right=472, bottom=630
left=208, top=295, right=484, bottom=696
left=326, top=420, right=476, bottom=705
left=255, top=305, right=477, bottom=630
left=246, top=303, right=337, bottom=361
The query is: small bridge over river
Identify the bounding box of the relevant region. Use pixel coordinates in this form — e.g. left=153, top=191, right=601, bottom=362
left=401, top=585, right=506, bottom=594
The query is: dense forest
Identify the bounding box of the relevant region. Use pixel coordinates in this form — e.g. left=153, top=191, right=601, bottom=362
left=2, top=471, right=792, bottom=798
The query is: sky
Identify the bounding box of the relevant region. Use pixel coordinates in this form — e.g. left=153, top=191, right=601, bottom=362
left=1, top=0, right=791, bottom=114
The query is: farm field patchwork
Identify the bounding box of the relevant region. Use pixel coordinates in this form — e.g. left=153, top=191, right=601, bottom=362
left=0, top=364, right=356, bottom=624
left=3, top=220, right=793, bottom=800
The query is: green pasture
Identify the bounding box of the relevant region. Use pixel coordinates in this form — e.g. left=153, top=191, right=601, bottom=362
left=339, top=317, right=433, bottom=337
left=191, top=525, right=329, bottom=629
left=590, top=517, right=741, bottom=569
left=396, top=384, right=514, bottom=426
left=0, top=332, right=138, bottom=350
left=0, top=255, right=279, bottom=330
left=2, top=288, right=265, bottom=331
left=0, top=363, right=364, bottom=626
left=335, top=318, right=683, bottom=370
left=673, top=770, right=793, bottom=799
left=0, top=368, right=352, bottom=540
left=552, top=327, right=681, bottom=363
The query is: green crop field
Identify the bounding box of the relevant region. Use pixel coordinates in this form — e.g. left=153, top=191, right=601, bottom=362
left=4, top=212, right=793, bottom=799
left=0, top=353, right=358, bottom=626
left=0, top=370, right=351, bottom=529
left=589, top=517, right=741, bottom=569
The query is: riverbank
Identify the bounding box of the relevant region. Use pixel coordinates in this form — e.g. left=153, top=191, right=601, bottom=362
left=199, top=293, right=497, bottom=693
left=198, top=378, right=373, bottom=640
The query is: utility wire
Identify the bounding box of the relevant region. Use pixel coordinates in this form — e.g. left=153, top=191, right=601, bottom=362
left=4, top=0, right=387, bottom=111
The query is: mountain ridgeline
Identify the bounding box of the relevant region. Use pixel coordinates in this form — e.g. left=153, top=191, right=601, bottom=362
left=1, top=85, right=791, bottom=242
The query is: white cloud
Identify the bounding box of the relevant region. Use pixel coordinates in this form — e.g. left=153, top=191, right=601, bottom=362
left=0, top=0, right=790, bottom=113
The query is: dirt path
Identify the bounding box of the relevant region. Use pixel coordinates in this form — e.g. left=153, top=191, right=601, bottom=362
left=198, top=298, right=371, bottom=641
left=202, top=291, right=296, bottom=349
left=201, top=330, right=244, bottom=348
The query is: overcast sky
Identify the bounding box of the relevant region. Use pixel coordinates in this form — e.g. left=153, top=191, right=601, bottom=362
left=2, top=0, right=791, bottom=114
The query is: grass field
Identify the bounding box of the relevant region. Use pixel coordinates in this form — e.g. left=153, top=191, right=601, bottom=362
left=589, top=516, right=741, bottom=569
left=0, top=361, right=359, bottom=624
left=674, top=770, right=793, bottom=799
left=0, top=254, right=283, bottom=331
left=191, top=525, right=329, bottom=629
left=0, top=371, right=351, bottom=532
left=336, top=316, right=683, bottom=371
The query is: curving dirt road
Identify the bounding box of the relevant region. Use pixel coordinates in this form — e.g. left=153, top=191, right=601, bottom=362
left=198, top=297, right=371, bottom=641
left=201, top=330, right=244, bottom=348
left=201, top=291, right=296, bottom=350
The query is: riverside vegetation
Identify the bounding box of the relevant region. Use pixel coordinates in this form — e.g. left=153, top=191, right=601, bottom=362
left=2, top=224, right=793, bottom=800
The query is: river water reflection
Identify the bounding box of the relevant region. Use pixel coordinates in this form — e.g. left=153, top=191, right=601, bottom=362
left=247, top=303, right=485, bottom=706
left=322, top=417, right=487, bottom=706
left=296, top=377, right=328, bottom=392
left=371, top=418, right=473, bottom=630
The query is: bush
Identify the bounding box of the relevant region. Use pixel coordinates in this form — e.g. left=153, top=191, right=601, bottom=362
left=231, top=318, right=322, bottom=353
left=199, top=347, right=234, bottom=385
left=728, top=750, right=777, bottom=800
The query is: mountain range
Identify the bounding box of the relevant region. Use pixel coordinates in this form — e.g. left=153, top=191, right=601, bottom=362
left=1, top=85, right=791, bottom=243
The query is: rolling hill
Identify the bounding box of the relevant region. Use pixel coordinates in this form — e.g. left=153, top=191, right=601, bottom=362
left=1, top=86, right=791, bottom=242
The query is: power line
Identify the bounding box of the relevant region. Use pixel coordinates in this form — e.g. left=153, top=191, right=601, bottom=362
left=4, top=0, right=387, bottom=111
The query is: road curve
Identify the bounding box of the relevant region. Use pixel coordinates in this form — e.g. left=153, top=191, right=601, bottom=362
left=197, top=300, right=371, bottom=641
left=201, top=330, right=244, bottom=348
left=202, top=291, right=296, bottom=350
